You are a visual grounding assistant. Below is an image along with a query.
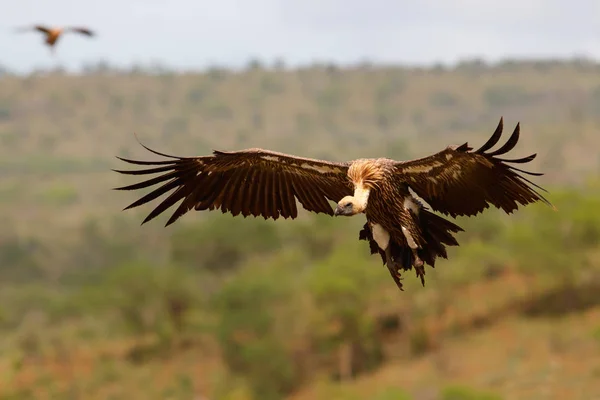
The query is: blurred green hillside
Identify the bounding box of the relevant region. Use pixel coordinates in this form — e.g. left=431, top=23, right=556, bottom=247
left=0, top=58, right=600, bottom=400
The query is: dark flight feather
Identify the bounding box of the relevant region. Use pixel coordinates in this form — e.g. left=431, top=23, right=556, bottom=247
left=65, top=27, right=95, bottom=36
left=393, top=118, right=554, bottom=218
left=113, top=143, right=353, bottom=226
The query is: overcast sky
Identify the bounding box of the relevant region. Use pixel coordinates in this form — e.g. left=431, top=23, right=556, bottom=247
left=2, top=0, right=599, bottom=73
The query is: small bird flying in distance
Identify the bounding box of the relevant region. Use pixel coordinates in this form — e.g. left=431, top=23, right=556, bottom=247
left=113, top=118, right=553, bottom=291
left=15, top=24, right=95, bottom=54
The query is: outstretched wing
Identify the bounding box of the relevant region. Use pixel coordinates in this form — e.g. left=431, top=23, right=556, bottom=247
left=65, top=27, right=95, bottom=36
left=113, top=140, right=353, bottom=226
left=14, top=25, right=51, bottom=34
left=393, top=117, right=553, bottom=218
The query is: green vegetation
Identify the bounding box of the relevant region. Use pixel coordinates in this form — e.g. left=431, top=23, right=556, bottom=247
left=441, top=385, right=503, bottom=400
left=1, top=59, right=600, bottom=399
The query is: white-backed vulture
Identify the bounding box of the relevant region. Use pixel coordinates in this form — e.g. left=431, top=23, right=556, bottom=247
left=113, top=118, right=553, bottom=291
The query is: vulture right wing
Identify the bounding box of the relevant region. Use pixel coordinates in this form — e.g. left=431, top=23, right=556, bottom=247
left=14, top=25, right=51, bottom=34
left=33, top=25, right=52, bottom=34
left=113, top=141, right=353, bottom=226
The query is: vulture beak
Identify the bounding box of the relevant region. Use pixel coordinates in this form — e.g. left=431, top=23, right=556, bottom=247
left=333, top=205, right=342, bottom=216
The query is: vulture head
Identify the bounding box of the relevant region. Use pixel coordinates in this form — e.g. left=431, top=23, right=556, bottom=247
left=334, top=195, right=365, bottom=216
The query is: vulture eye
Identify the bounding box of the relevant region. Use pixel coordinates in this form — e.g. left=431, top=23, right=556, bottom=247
left=345, top=202, right=352, bottom=208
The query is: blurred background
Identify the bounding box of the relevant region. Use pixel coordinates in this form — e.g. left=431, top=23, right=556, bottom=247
left=1, top=1, right=600, bottom=399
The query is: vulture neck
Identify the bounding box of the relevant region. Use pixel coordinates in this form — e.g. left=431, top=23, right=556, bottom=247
left=353, top=185, right=371, bottom=213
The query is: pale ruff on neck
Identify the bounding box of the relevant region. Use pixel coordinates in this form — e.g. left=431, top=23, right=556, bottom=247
left=353, top=182, right=371, bottom=212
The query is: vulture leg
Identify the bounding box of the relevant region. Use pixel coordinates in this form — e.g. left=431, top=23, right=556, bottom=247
left=368, top=222, right=406, bottom=290
left=412, top=249, right=425, bottom=284
left=385, top=246, right=404, bottom=288
left=401, top=226, right=424, bottom=268
left=414, top=259, right=425, bottom=287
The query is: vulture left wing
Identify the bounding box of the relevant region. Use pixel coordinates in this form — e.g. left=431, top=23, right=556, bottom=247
left=65, top=27, right=95, bottom=36
left=113, top=140, right=353, bottom=226
left=392, top=118, right=554, bottom=218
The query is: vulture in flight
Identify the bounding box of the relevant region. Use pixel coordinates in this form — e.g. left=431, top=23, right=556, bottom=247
left=113, top=118, right=553, bottom=291
left=15, top=24, right=95, bottom=54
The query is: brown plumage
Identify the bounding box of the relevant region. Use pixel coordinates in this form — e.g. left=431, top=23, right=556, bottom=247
left=16, top=24, right=95, bottom=54
left=113, top=118, right=553, bottom=291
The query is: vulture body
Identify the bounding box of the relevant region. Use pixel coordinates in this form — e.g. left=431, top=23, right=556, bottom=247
left=16, top=25, right=94, bottom=54
left=114, top=118, right=553, bottom=291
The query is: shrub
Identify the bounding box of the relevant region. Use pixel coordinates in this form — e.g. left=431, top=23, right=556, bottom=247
left=307, top=241, right=386, bottom=380
left=211, top=251, right=305, bottom=400
left=373, top=386, right=413, bottom=400
left=169, top=215, right=282, bottom=272
left=94, top=261, right=198, bottom=344
left=441, top=385, right=503, bottom=400
left=36, top=183, right=79, bottom=207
